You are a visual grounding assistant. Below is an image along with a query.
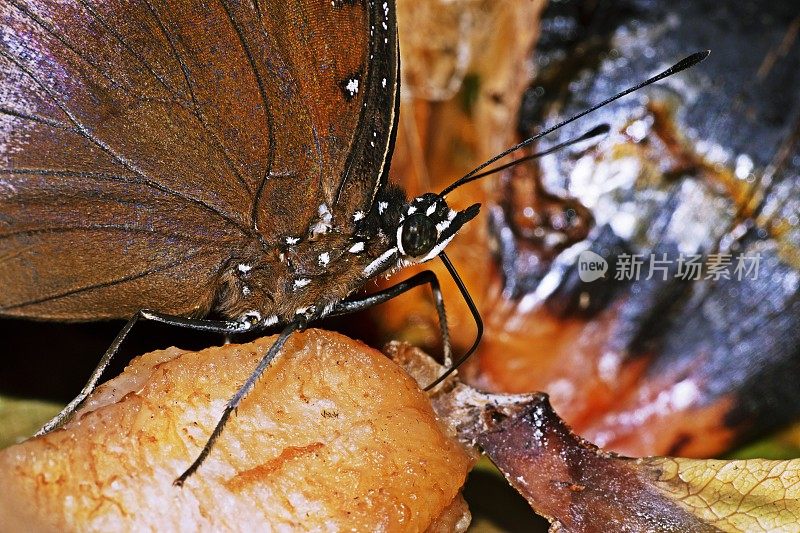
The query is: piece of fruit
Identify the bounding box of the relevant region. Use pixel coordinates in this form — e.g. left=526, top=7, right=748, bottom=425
left=0, top=330, right=473, bottom=531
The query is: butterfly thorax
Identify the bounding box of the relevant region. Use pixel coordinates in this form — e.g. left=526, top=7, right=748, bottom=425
left=213, top=185, right=479, bottom=327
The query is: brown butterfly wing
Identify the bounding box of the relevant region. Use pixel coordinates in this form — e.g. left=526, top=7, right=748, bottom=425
left=0, top=0, right=398, bottom=320
left=242, top=1, right=400, bottom=239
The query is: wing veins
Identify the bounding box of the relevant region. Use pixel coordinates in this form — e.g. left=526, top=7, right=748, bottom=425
left=294, top=6, right=325, bottom=197
left=223, top=0, right=276, bottom=231
left=0, top=49, right=251, bottom=235
left=0, top=168, right=250, bottom=235
left=0, top=224, right=213, bottom=244
left=0, top=106, right=71, bottom=129
left=142, top=0, right=254, bottom=196
left=141, top=0, right=199, bottom=112
left=0, top=248, right=210, bottom=311
left=74, top=0, right=190, bottom=106
left=0, top=168, right=132, bottom=178
left=333, top=2, right=398, bottom=206
left=8, top=0, right=165, bottom=103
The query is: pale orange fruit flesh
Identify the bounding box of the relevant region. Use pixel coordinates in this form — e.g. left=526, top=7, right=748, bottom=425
left=0, top=329, right=473, bottom=532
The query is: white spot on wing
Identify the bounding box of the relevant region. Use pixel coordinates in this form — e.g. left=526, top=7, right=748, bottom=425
left=285, top=236, right=300, bottom=245
left=353, top=210, right=365, bottom=221
left=237, top=264, right=252, bottom=274
left=426, top=203, right=436, bottom=216
left=345, top=78, right=359, bottom=96
left=378, top=201, right=389, bottom=214
left=318, top=252, right=330, bottom=266
left=349, top=242, right=365, bottom=253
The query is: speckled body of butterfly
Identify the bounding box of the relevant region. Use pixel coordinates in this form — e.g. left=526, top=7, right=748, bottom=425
left=0, top=0, right=708, bottom=483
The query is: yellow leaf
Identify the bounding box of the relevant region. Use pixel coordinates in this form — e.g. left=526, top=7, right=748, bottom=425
left=0, top=395, right=61, bottom=449
left=643, top=457, right=800, bottom=532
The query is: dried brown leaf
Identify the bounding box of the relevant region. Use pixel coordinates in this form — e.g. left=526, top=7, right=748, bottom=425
left=384, top=340, right=800, bottom=533
left=469, top=393, right=800, bottom=532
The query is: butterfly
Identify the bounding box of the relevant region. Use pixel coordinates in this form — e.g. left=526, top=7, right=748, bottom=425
left=0, top=0, right=707, bottom=484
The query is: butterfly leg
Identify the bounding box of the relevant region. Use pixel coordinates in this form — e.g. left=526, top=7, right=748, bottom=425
left=174, top=318, right=305, bottom=486
left=35, top=310, right=248, bottom=436
left=332, top=270, right=453, bottom=367
left=424, top=253, right=483, bottom=390
left=333, top=253, right=483, bottom=391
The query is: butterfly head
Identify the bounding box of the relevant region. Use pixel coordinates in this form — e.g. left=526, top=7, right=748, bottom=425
left=395, top=193, right=480, bottom=266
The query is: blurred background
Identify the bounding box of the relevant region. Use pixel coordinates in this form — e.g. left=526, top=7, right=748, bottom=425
left=2, top=0, right=798, bottom=530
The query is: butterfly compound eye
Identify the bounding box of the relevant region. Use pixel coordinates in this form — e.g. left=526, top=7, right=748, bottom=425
left=400, top=214, right=437, bottom=257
